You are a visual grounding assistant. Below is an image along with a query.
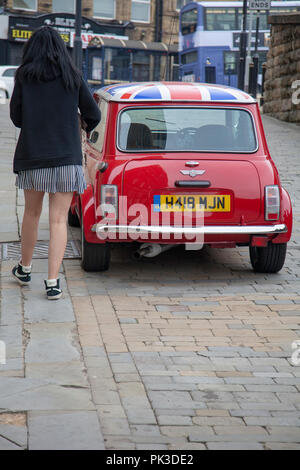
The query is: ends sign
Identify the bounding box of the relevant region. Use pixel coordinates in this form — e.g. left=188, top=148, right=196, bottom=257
left=249, top=0, right=271, bottom=9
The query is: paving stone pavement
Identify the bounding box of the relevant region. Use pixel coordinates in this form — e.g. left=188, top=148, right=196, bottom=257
left=0, top=101, right=300, bottom=450
left=0, top=104, right=104, bottom=450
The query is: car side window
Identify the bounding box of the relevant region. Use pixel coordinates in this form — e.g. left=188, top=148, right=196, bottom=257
left=2, top=68, right=17, bottom=77
left=89, top=98, right=108, bottom=152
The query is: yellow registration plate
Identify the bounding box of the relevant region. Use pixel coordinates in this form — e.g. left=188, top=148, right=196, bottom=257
left=153, top=194, right=231, bottom=212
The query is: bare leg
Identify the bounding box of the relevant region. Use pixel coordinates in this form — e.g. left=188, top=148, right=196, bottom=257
left=48, top=192, right=73, bottom=280
left=21, top=189, right=45, bottom=266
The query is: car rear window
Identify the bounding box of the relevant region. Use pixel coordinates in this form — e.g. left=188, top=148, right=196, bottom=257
left=118, top=107, right=257, bottom=153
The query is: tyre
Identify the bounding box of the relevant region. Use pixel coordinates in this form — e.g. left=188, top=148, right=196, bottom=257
left=81, top=216, right=110, bottom=272
left=68, top=208, right=80, bottom=227
left=249, top=242, right=287, bottom=273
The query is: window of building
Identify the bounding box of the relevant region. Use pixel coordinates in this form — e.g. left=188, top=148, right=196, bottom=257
left=258, top=12, right=268, bottom=31
left=181, top=51, right=198, bottom=65
left=13, top=0, right=37, bottom=11
left=181, top=8, right=198, bottom=36
left=256, top=51, right=267, bottom=75
left=131, top=0, right=150, bottom=23
left=94, top=0, right=115, bottom=19
left=92, top=57, right=102, bottom=82
left=237, top=9, right=264, bottom=30
left=132, top=51, right=150, bottom=81
left=104, top=48, right=130, bottom=82
left=171, top=54, right=179, bottom=81
left=52, top=0, right=75, bottom=13
left=224, top=51, right=238, bottom=75
left=177, top=0, right=193, bottom=11
left=205, top=8, right=236, bottom=31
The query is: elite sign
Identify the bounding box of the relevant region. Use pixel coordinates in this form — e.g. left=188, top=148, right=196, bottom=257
left=8, top=13, right=126, bottom=46
left=249, top=0, right=271, bottom=9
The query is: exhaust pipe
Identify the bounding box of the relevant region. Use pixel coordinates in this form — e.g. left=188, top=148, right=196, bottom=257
left=132, top=243, right=175, bottom=260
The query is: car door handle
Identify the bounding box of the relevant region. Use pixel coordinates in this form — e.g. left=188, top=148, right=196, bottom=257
left=175, top=180, right=211, bottom=187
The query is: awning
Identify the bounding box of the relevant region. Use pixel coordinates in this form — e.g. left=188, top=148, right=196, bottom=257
left=88, top=36, right=178, bottom=53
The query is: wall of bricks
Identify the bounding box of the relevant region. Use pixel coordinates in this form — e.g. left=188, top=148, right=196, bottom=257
left=162, top=0, right=180, bottom=46
left=264, top=13, right=300, bottom=123
left=5, top=0, right=180, bottom=45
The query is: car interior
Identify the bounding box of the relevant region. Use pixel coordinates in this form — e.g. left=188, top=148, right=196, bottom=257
left=123, top=116, right=256, bottom=152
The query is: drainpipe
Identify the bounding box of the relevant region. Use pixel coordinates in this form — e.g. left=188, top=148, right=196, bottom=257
left=154, top=0, right=163, bottom=80
left=155, top=0, right=163, bottom=42
left=74, top=0, right=83, bottom=71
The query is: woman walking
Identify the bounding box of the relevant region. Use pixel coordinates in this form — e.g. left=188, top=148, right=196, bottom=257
left=10, top=26, right=101, bottom=300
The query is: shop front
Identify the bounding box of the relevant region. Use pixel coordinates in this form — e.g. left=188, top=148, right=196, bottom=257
left=2, top=12, right=128, bottom=65
left=85, top=38, right=179, bottom=88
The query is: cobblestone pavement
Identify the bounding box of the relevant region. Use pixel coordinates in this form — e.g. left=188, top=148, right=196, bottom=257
left=0, top=102, right=299, bottom=450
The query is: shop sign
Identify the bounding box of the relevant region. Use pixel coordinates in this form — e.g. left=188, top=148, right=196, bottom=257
left=8, top=13, right=126, bottom=47
left=70, top=32, right=128, bottom=48
left=9, top=26, right=69, bottom=44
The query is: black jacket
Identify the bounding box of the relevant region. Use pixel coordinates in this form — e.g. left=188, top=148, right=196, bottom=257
left=10, top=74, right=101, bottom=173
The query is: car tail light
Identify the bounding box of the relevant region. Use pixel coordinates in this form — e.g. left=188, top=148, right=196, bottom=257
left=93, top=93, right=100, bottom=104
left=101, top=184, right=118, bottom=218
left=265, top=185, right=280, bottom=221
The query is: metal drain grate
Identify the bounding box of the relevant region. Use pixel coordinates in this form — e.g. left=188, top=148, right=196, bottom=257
left=0, top=240, right=81, bottom=260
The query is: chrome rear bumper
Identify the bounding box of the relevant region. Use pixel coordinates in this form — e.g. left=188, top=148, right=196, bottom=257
left=91, top=223, right=287, bottom=235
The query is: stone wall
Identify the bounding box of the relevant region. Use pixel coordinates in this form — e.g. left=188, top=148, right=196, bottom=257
left=264, top=13, right=300, bottom=123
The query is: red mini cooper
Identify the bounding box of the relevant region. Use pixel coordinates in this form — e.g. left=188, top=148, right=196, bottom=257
left=69, top=82, right=292, bottom=272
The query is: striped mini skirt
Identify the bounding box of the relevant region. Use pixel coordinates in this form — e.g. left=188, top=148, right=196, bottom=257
left=15, top=165, right=87, bottom=194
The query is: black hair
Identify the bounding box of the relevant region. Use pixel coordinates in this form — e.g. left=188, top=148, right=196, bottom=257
left=16, top=26, right=81, bottom=90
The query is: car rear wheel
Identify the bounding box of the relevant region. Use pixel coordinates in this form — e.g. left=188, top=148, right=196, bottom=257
left=81, top=216, right=110, bottom=272
left=249, top=242, right=287, bottom=273
left=68, top=207, right=80, bottom=227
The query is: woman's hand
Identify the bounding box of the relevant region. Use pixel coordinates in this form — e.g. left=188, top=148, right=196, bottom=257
left=81, top=117, right=88, bottom=131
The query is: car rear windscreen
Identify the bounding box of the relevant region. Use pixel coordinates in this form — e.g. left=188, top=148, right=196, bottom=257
left=118, top=107, right=257, bottom=153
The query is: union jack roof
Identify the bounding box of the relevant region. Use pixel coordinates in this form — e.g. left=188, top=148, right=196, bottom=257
left=97, top=82, right=256, bottom=103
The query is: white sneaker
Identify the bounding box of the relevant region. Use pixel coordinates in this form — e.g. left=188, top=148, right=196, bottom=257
left=12, top=261, right=32, bottom=286
left=44, top=279, right=62, bottom=300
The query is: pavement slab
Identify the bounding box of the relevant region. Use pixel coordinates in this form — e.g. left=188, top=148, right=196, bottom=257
left=0, top=435, right=24, bottom=450
left=28, top=411, right=104, bottom=450
left=25, top=322, right=81, bottom=364
left=1, top=102, right=300, bottom=449
left=0, top=424, right=27, bottom=448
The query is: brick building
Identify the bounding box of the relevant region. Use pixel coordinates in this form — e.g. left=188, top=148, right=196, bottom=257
left=3, top=0, right=185, bottom=44
left=0, top=0, right=186, bottom=83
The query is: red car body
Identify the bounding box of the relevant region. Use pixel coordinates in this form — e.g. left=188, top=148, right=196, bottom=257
left=69, top=82, right=292, bottom=272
